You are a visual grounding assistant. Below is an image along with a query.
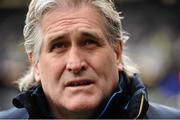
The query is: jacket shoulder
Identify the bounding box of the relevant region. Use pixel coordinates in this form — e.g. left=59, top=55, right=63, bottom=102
left=0, top=107, right=29, bottom=119
left=146, top=102, right=180, bottom=119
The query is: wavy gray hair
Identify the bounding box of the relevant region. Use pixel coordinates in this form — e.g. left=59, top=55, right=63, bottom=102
left=18, top=0, right=138, bottom=91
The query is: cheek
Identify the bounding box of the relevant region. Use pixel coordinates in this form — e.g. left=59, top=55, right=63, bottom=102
left=92, top=51, right=119, bottom=96
left=38, top=58, right=65, bottom=99
left=38, top=57, right=64, bottom=84
left=104, top=54, right=119, bottom=82
left=94, top=51, right=119, bottom=77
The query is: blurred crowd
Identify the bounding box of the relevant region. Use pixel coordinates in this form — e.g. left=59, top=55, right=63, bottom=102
left=0, top=0, right=180, bottom=111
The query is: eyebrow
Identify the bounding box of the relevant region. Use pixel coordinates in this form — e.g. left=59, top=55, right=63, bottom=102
left=46, top=28, right=105, bottom=47
left=79, top=28, right=104, bottom=41
left=49, top=35, right=65, bottom=44
left=46, top=31, right=66, bottom=42
left=45, top=32, right=67, bottom=50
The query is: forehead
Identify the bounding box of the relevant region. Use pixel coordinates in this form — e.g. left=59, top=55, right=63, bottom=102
left=40, top=5, right=105, bottom=34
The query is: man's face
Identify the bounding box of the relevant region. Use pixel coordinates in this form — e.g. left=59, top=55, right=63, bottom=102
left=33, top=5, right=122, bottom=114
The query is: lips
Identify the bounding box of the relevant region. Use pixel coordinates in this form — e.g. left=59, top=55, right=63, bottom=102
left=65, top=79, right=93, bottom=87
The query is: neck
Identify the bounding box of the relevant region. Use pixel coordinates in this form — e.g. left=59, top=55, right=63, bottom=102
left=51, top=105, right=96, bottom=119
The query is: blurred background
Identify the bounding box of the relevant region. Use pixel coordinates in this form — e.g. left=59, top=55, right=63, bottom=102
left=0, top=0, right=180, bottom=111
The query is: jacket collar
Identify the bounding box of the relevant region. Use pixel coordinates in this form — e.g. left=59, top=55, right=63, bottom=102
left=13, top=86, right=53, bottom=118
left=97, top=71, right=149, bottom=119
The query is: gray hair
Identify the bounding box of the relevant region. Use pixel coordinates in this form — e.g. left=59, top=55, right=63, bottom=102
left=18, top=0, right=138, bottom=91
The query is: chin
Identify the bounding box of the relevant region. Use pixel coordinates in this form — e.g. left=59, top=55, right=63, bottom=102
left=65, top=96, right=101, bottom=112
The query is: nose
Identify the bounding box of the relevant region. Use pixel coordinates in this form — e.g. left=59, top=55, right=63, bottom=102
left=66, top=48, right=87, bottom=74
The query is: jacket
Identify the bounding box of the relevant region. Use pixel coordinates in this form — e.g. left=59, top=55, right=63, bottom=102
left=0, top=72, right=180, bottom=119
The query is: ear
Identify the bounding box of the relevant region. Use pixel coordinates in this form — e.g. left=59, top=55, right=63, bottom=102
left=114, top=39, right=123, bottom=69
left=28, top=53, right=41, bottom=83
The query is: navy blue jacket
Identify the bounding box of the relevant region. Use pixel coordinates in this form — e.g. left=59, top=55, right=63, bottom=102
left=0, top=72, right=180, bottom=119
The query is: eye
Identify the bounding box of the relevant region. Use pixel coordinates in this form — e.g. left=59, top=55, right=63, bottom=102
left=50, top=42, right=68, bottom=52
left=83, top=39, right=99, bottom=46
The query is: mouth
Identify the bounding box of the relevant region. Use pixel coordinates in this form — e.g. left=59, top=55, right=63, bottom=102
left=65, top=79, right=94, bottom=87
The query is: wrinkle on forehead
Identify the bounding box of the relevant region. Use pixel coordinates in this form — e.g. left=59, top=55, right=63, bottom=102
left=41, top=5, right=105, bottom=37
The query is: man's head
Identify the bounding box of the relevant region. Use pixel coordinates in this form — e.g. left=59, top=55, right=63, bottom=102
left=18, top=0, right=137, bottom=118
left=24, top=0, right=125, bottom=62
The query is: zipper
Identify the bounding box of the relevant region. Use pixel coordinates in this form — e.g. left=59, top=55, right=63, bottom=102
left=135, top=94, right=144, bottom=119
